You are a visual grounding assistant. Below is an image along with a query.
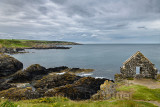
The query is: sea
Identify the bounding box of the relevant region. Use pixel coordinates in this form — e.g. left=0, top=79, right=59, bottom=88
left=11, top=44, right=160, bottom=80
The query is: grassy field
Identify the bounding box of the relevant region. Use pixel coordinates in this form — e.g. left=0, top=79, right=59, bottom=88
left=0, top=84, right=159, bottom=106
left=0, top=39, right=78, bottom=48
left=117, top=84, right=160, bottom=101
left=0, top=97, right=157, bottom=107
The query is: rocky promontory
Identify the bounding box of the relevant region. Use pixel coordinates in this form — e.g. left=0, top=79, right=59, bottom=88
left=0, top=54, right=113, bottom=101
left=0, top=39, right=80, bottom=54
left=0, top=46, right=71, bottom=54
left=0, top=54, right=23, bottom=77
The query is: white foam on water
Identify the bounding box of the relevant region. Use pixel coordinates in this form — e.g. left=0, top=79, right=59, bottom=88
left=56, top=72, right=65, bottom=75
left=79, top=73, right=93, bottom=77
left=95, top=77, right=105, bottom=79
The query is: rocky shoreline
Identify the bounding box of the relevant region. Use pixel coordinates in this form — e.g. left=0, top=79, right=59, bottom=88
left=0, top=46, right=71, bottom=54
left=0, top=54, right=113, bottom=101
left=25, top=46, right=71, bottom=49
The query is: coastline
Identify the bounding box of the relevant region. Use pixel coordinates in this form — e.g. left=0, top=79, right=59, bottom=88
left=0, top=39, right=81, bottom=54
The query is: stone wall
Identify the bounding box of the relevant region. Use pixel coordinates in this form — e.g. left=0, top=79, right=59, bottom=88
left=120, top=51, right=157, bottom=79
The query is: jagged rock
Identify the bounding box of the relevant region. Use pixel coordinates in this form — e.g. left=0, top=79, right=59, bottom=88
left=23, top=64, right=46, bottom=74
left=114, top=74, right=124, bottom=82
left=0, top=82, right=16, bottom=91
left=8, top=64, right=47, bottom=83
left=8, top=65, right=90, bottom=83
left=0, top=47, right=25, bottom=54
left=46, top=66, right=68, bottom=73
left=0, top=54, right=23, bottom=77
left=91, top=80, right=116, bottom=100
left=44, top=77, right=109, bottom=100
left=0, top=87, right=40, bottom=100
left=33, top=73, right=81, bottom=90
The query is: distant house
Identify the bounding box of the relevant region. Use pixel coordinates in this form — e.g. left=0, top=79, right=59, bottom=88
left=120, top=51, right=158, bottom=79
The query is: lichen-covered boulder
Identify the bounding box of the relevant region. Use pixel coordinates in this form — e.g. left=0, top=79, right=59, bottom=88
left=91, top=80, right=116, bottom=100
left=44, top=77, right=108, bottom=100
left=0, top=54, right=23, bottom=77
left=24, top=64, right=46, bottom=73
left=0, top=87, right=40, bottom=100
left=33, top=73, right=81, bottom=89
left=114, top=73, right=124, bottom=82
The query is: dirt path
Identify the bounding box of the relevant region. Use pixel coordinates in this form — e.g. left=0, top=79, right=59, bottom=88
left=122, top=79, right=160, bottom=106
left=125, top=78, right=160, bottom=89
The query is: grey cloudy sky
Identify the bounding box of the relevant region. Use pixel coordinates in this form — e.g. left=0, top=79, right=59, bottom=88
left=0, top=0, right=160, bottom=43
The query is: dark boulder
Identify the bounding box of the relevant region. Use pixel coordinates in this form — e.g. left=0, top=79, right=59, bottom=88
left=8, top=64, right=46, bottom=83
left=8, top=65, right=81, bottom=83
left=0, top=54, right=23, bottom=77
left=0, top=82, right=16, bottom=91
left=46, top=66, right=68, bottom=73
left=44, top=77, right=110, bottom=100
left=23, top=64, right=46, bottom=74
left=33, top=73, right=81, bottom=90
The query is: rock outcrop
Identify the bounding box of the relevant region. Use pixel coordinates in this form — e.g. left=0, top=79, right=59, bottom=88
left=33, top=73, right=81, bottom=90
left=0, top=87, right=40, bottom=100
left=0, top=55, right=112, bottom=101
left=91, top=80, right=116, bottom=100
left=0, top=54, right=23, bottom=77
left=0, top=82, right=15, bottom=91
left=44, top=77, right=110, bottom=100
left=8, top=64, right=47, bottom=83
left=8, top=65, right=93, bottom=83
left=0, top=47, right=25, bottom=54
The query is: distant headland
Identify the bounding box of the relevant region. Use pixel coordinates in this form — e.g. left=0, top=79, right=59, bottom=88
left=0, top=39, right=80, bottom=54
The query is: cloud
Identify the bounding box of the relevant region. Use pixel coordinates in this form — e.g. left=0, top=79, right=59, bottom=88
left=0, top=0, right=160, bottom=43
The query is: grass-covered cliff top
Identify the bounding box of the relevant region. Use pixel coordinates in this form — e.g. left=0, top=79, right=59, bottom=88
left=1, top=79, right=160, bottom=107
left=0, top=97, right=156, bottom=107
left=0, top=39, right=79, bottom=48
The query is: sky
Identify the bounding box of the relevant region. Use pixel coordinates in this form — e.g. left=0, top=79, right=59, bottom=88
left=0, top=0, right=160, bottom=44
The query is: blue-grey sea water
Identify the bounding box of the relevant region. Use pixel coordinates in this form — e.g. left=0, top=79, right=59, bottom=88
left=11, top=44, right=160, bottom=80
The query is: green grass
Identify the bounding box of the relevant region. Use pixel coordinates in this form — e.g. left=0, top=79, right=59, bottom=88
left=0, top=97, right=157, bottom=107
left=0, top=39, right=78, bottom=48
left=117, top=85, right=160, bottom=101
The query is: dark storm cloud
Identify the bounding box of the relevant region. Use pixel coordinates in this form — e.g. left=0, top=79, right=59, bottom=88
left=0, top=0, right=160, bottom=43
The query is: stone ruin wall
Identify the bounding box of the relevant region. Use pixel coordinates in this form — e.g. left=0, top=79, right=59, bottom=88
left=120, top=53, right=157, bottom=79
